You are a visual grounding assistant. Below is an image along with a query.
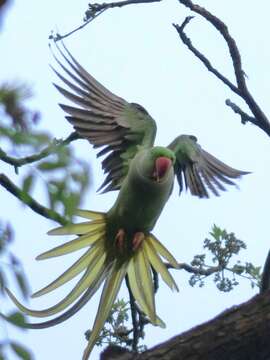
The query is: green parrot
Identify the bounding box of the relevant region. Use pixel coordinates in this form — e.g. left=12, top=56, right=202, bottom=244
left=7, top=44, right=248, bottom=359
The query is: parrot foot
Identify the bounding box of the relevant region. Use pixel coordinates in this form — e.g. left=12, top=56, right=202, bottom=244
left=115, top=229, right=125, bottom=252
left=132, top=232, right=145, bottom=251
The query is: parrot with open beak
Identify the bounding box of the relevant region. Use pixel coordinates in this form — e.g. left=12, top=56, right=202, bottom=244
left=6, top=43, right=249, bottom=359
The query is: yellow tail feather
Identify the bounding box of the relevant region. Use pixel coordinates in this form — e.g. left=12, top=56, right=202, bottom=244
left=47, top=219, right=105, bottom=236
left=37, top=229, right=105, bottom=260
left=7, top=209, right=179, bottom=360
left=144, top=239, right=179, bottom=291
left=75, top=209, right=105, bottom=220
left=135, top=247, right=156, bottom=323
left=148, top=234, right=179, bottom=268
left=83, top=261, right=129, bottom=360
left=127, top=256, right=165, bottom=328
left=33, top=244, right=105, bottom=298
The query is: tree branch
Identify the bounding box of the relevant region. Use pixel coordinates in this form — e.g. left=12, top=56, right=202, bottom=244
left=178, top=0, right=247, bottom=90
left=0, top=173, right=68, bottom=225
left=260, top=250, right=270, bottom=293
left=125, top=276, right=141, bottom=351
left=225, top=99, right=259, bottom=126
left=167, top=262, right=221, bottom=276
left=112, top=289, right=270, bottom=360
left=51, top=0, right=162, bottom=41
left=0, top=132, right=80, bottom=170
left=86, top=0, right=162, bottom=14
left=175, top=0, right=270, bottom=137
left=125, top=275, right=151, bottom=351
left=172, top=18, right=240, bottom=96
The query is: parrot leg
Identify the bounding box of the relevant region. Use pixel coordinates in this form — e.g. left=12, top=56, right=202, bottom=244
left=115, top=230, right=145, bottom=252
left=115, top=229, right=125, bottom=252
left=132, top=232, right=145, bottom=251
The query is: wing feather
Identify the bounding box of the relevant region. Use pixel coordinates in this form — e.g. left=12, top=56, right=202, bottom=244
left=168, top=135, right=249, bottom=198
left=52, top=43, right=157, bottom=192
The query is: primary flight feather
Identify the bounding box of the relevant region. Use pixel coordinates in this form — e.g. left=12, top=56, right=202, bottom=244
left=7, top=43, right=248, bottom=359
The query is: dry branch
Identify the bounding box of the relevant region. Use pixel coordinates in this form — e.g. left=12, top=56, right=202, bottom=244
left=175, top=0, right=270, bottom=136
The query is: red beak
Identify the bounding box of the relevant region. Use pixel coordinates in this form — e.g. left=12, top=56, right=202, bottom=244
left=154, top=157, right=172, bottom=181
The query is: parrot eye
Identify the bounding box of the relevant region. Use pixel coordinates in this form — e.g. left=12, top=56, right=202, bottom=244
left=189, top=135, right=197, bottom=142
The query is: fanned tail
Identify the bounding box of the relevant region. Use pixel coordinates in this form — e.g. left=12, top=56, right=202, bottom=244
left=6, top=209, right=179, bottom=359
left=6, top=209, right=107, bottom=322
left=84, top=233, right=179, bottom=357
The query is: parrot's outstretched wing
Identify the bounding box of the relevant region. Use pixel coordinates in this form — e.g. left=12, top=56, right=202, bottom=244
left=51, top=43, right=157, bottom=192
left=168, top=134, right=249, bottom=198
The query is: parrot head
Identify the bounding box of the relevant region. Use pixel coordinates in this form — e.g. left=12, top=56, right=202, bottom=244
left=131, top=146, right=175, bottom=184
left=154, top=157, right=172, bottom=180
left=150, top=147, right=176, bottom=183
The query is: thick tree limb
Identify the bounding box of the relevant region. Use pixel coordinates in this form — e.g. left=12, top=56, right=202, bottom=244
left=103, top=289, right=270, bottom=360
left=175, top=0, right=270, bottom=137
left=0, top=173, right=68, bottom=225
left=260, top=250, right=270, bottom=293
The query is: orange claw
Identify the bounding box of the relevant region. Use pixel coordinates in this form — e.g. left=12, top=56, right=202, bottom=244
left=132, top=232, right=145, bottom=251
left=115, top=229, right=125, bottom=252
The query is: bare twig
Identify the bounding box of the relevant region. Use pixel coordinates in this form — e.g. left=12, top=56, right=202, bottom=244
left=225, top=99, right=258, bottom=126
left=0, top=132, right=80, bottom=170
left=176, top=0, right=270, bottom=136
left=152, top=267, right=159, bottom=293
left=86, top=0, right=162, bottom=14
left=173, top=19, right=240, bottom=96
left=51, top=0, right=162, bottom=41
left=125, top=276, right=140, bottom=351
left=50, top=11, right=107, bottom=41
left=0, top=173, right=68, bottom=225
left=178, top=0, right=247, bottom=90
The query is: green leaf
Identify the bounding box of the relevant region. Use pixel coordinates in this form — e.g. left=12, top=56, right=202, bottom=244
left=10, top=342, right=32, bottom=360
left=38, top=160, right=67, bottom=171
left=210, top=224, right=223, bottom=240
left=0, top=271, right=7, bottom=295
left=22, top=175, right=34, bottom=195
left=0, top=223, right=14, bottom=250
left=13, top=271, right=30, bottom=299
left=63, top=192, right=80, bottom=218
left=6, top=311, right=27, bottom=329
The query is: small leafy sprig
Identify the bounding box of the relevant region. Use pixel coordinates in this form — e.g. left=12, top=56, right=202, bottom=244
left=189, top=225, right=261, bottom=292
left=85, top=299, right=147, bottom=352
left=0, top=82, right=91, bottom=221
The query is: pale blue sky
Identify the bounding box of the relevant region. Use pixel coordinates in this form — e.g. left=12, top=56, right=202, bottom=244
left=1, top=1, right=270, bottom=359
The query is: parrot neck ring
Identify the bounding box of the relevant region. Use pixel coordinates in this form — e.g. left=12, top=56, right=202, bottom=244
left=152, top=156, right=172, bottom=182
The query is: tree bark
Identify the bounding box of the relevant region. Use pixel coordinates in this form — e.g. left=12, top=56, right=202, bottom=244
left=101, top=290, right=270, bottom=359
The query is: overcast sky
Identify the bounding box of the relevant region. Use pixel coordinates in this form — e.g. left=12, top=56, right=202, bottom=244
left=1, top=1, right=270, bottom=359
